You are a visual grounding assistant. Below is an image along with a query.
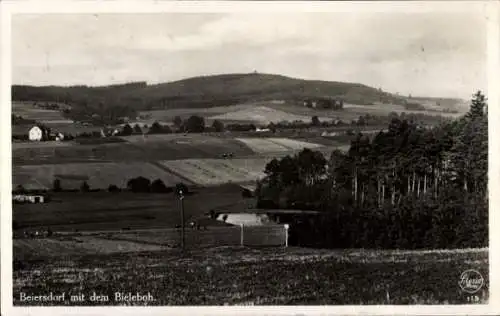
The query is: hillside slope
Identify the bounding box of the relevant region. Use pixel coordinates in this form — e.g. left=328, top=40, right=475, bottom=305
left=12, top=73, right=407, bottom=110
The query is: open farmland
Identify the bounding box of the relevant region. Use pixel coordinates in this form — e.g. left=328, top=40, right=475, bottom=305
left=13, top=134, right=255, bottom=165
left=342, top=103, right=463, bottom=119
left=236, top=137, right=323, bottom=154
left=139, top=104, right=252, bottom=122
left=13, top=162, right=188, bottom=191
left=209, top=105, right=332, bottom=124
left=12, top=101, right=72, bottom=124
left=12, top=141, right=76, bottom=149
left=266, top=138, right=324, bottom=151
left=159, top=158, right=268, bottom=185
left=13, top=185, right=254, bottom=232
left=13, top=246, right=488, bottom=305
left=13, top=236, right=169, bottom=257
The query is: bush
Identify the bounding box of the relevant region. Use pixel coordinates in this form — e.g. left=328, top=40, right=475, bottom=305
left=108, top=184, right=120, bottom=192
left=133, top=124, right=143, bottom=134
left=148, top=122, right=172, bottom=135
left=14, top=185, right=26, bottom=194
left=80, top=181, right=90, bottom=192
left=311, top=116, right=320, bottom=126
left=183, top=115, right=205, bottom=133
left=127, top=177, right=151, bottom=192
left=121, top=124, right=133, bottom=136
left=151, top=179, right=168, bottom=193
left=212, top=120, right=224, bottom=132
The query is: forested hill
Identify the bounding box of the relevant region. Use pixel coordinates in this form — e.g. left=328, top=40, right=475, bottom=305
left=13, top=73, right=409, bottom=110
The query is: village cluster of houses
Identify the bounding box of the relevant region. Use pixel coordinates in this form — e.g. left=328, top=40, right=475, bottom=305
left=27, top=124, right=121, bottom=141
left=28, top=125, right=66, bottom=141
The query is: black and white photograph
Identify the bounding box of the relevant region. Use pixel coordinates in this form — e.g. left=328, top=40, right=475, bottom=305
left=1, top=0, right=498, bottom=312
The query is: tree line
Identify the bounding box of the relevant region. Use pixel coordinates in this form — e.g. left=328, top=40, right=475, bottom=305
left=14, top=177, right=190, bottom=195
left=256, top=91, right=488, bottom=249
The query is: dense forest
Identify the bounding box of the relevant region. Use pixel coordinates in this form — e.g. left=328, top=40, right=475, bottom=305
left=256, top=91, right=488, bottom=249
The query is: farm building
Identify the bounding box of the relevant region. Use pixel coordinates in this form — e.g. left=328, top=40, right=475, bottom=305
left=255, top=127, right=270, bottom=133
left=240, top=183, right=257, bottom=197
left=28, top=126, right=43, bottom=141
left=13, top=194, right=47, bottom=204
left=216, top=213, right=273, bottom=226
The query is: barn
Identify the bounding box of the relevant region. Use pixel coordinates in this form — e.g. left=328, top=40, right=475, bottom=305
left=13, top=194, right=46, bottom=204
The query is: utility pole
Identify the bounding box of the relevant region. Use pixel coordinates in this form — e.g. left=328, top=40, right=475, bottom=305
left=179, top=190, right=185, bottom=250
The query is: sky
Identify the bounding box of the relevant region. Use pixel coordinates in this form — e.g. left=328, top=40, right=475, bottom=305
left=11, top=11, right=488, bottom=99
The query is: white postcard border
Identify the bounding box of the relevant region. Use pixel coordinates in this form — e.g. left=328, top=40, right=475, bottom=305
left=1, top=1, right=499, bottom=315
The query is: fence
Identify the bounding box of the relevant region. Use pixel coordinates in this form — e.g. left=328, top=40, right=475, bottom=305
left=112, top=224, right=290, bottom=249
left=240, top=224, right=289, bottom=247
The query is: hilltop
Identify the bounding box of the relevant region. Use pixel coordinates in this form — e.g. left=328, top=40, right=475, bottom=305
left=13, top=73, right=412, bottom=110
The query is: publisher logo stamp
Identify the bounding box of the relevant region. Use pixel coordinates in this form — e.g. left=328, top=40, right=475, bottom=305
left=459, top=269, right=484, bottom=294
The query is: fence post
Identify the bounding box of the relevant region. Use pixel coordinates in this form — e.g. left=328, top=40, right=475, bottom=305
left=240, top=224, right=244, bottom=246
left=284, top=224, right=289, bottom=248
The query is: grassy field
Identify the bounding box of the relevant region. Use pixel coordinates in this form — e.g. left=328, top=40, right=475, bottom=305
left=13, top=162, right=188, bottom=190
left=236, top=137, right=323, bottom=154
left=209, top=105, right=333, bottom=124
left=12, top=133, right=335, bottom=167
left=13, top=186, right=255, bottom=232
left=12, top=141, right=76, bottom=149
left=12, top=134, right=256, bottom=165
left=13, top=246, right=488, bottom=305
left=140, top=101, right=460, bottom=128
left=159, top=158, right=268, bottom=186
left=139, top=104, right=252, bottom=122
left=12, top=101, right=71, bottom=123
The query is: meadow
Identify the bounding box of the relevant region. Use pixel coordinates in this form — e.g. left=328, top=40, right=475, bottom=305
left=13, top=246, right=488, bottom=305
left=12, top=101, right=71, bottom=123
left=235, top=137, right=323, bottom=154
left=158, top=158, right=268, bottom=186
left=12, top=134, right=256, bottom=165
left=13, top=185, right=255, bottom=233
left=208, top=105, right=333, bottom=125
left=13, top=161, right=188, bottom=190
left=140, top=101, right=462, bottom=127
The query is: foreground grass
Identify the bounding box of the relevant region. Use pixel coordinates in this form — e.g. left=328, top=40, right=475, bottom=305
left=13, top=247, right=488, bottom=305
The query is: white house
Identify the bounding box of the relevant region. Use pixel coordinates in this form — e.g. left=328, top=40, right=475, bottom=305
left=29, top=126, right=43, bottom=141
